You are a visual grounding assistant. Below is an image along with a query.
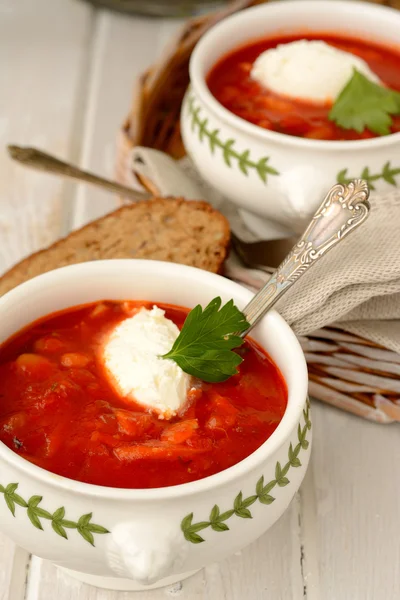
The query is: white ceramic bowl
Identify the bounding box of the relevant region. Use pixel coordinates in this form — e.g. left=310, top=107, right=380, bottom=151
left=181, top=0, right=400, bottom=237
left=0, top=260, right=310, bottom=591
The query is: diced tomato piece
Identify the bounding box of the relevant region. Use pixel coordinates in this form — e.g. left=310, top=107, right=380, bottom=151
left=207, top=393, right=239, bottom=428
left=160, top=419, right=199, bottom=444
left=121, top=301, right=150, bottom=316
left=187, top=388, right=203, bottom=403
left=93, top=412, right=117, bottom=434
left=61, top=353, right=91, bottom=368
left=257, top=119, right=273, bottom=130
left=79, top=404, right=116, bottom=435
left=114, top=410, right=154, bottom=436
left=186, top=435, right=213, bottom=451
left=178, top=403, right=196, bottom=420
left=238, top=62, right=252, bottom=73
left=279, top=116, right=310, bottom=137
left=89, top=303, right=110, bottom=319
left=305, top=125, right=336, bottom=140
left=15, top=354, right=54, bottom=380
left=1, top=411, right=27, bottom=432
left=82, top=400, right=112, bottom=418
left=177, top=387, right=202, bottom=419
left=34, top=336, right=67, bottom=353
left=262, top=95, right=293, bottom=113
left=114, top=441, right=207, bottom=462
left=34, top=390, right=61, bottom=412
left=67, top=368, right=96, bottom=386
left=45, top=422, right=70, bottom=457
left=90, top=431, right=121, bottom=447
left=205, top=415, right=226, bottom=431
left=54, top=378, right=81, bottom=398
left=88, top=443, right=110, bottom=457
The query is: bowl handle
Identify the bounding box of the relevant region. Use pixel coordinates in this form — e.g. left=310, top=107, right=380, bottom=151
left=106, top=519, right=189, bottom=585
left=278, top=166, right=330, bottom=233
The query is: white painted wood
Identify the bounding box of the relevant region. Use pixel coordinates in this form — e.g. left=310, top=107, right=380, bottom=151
left=0, top=0, right=93, bottom=273
left=0, top=537, right=29, bottom=600
left=71, top=11, right=185, bottom=229
left=309, top=402, right=400, bottom=600
left=0, top=0, right=93, bottom=598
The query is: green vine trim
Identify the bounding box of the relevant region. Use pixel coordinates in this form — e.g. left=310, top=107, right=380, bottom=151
left=0, top=484, right=109, bottom=546
left=181, top=398, right=311, bottom=544
left=337, top=161, right=400, bottom=190
left=187, top=95, right=279, bottom=183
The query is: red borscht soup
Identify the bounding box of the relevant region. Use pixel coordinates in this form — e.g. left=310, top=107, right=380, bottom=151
left=0, top=301, right=287, bottom=489
left=207, top=33, right=400, bottom=140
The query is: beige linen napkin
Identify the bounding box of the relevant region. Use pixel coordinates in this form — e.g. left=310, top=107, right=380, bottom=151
left=122, top=147, right=400, bottom=423
left=229, top=191, right=400, bottom=353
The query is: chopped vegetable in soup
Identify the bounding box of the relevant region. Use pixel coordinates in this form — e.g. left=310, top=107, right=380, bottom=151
left=207, top=33, right=400, bottom=140
left=0, top=301, right=287, bottom=489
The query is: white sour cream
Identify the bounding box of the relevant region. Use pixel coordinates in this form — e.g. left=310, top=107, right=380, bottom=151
left=102, top=306, right=191, bottom=419
left=251, top=39, right=381, bottom=103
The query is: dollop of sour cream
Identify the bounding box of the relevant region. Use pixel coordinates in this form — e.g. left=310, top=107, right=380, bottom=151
left=251, top=40, right=381, bottom=103
left=103, top=306, right=191, bottom=419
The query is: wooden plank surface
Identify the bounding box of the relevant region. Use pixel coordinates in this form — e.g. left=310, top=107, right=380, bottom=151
left=310, top=403, right=400, bottom=600
left=0, top=1, right=93, bottom=598
left=1, top=1, right=400, bottom=599
left=71, top=12, right=186, bottom=228
left=0, top=0, right=94, bottom=272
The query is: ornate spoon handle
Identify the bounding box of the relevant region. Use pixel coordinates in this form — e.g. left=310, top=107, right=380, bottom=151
left=241, top=179, right=371, bottom=336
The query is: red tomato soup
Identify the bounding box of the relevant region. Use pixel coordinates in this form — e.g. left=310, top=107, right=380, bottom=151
left=207, top=33, right=400, bottom=140
left=0, top=301, right=287, bottom=489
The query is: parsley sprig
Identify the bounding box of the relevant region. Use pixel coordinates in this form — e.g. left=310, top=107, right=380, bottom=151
left=329, top=69, right=400, bottom=136
left=162, top=297, right=249, bottom=383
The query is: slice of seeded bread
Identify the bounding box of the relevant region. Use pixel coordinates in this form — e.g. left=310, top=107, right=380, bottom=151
left=0, top=197, right=230, bottom=297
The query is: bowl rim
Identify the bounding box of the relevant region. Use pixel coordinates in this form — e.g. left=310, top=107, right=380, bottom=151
left=0, top=260, right=308, bottom=501
left=189, top=0, right=400, bottom=151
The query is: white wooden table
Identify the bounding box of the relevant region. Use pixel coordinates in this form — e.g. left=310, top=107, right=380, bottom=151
left=0, top=2, right=399, bottom=598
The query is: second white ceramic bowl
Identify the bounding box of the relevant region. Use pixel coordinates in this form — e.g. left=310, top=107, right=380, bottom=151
left=181, top=0, right=400, bottom=236
left=0, top=259, right=310, bottom=591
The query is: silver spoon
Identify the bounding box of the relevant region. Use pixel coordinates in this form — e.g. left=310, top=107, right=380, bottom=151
left=7, top=145, right=149, bottom=203
left=240, top=179, right=370, bottom=336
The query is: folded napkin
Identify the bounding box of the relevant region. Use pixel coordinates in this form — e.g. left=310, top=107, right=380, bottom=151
left=121, top=147, right=400, bottom=423
left=227, top=192, right=400, bottom=354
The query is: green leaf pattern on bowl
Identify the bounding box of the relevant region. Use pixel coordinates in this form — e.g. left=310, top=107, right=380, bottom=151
left=181, top=397, right=312, bottom=544
left=187, top=94, right=280, bottom=184
left=0, top=484, right=109, bottom=546
left=337, top=161, right=400, bottom=190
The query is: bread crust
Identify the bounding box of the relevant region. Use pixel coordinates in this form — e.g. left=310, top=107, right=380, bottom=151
left=0, top=198, right=230, bottom=297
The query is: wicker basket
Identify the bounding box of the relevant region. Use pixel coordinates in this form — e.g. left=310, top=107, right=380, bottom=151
left=116, top=0, right=400, bottom=423
left=82, top=0, right=228, bottom=17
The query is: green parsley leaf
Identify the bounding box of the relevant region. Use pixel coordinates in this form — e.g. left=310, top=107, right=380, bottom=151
left=162, top=297, right=249, bottom=383
left=329, top=69, right=400, bottom=136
